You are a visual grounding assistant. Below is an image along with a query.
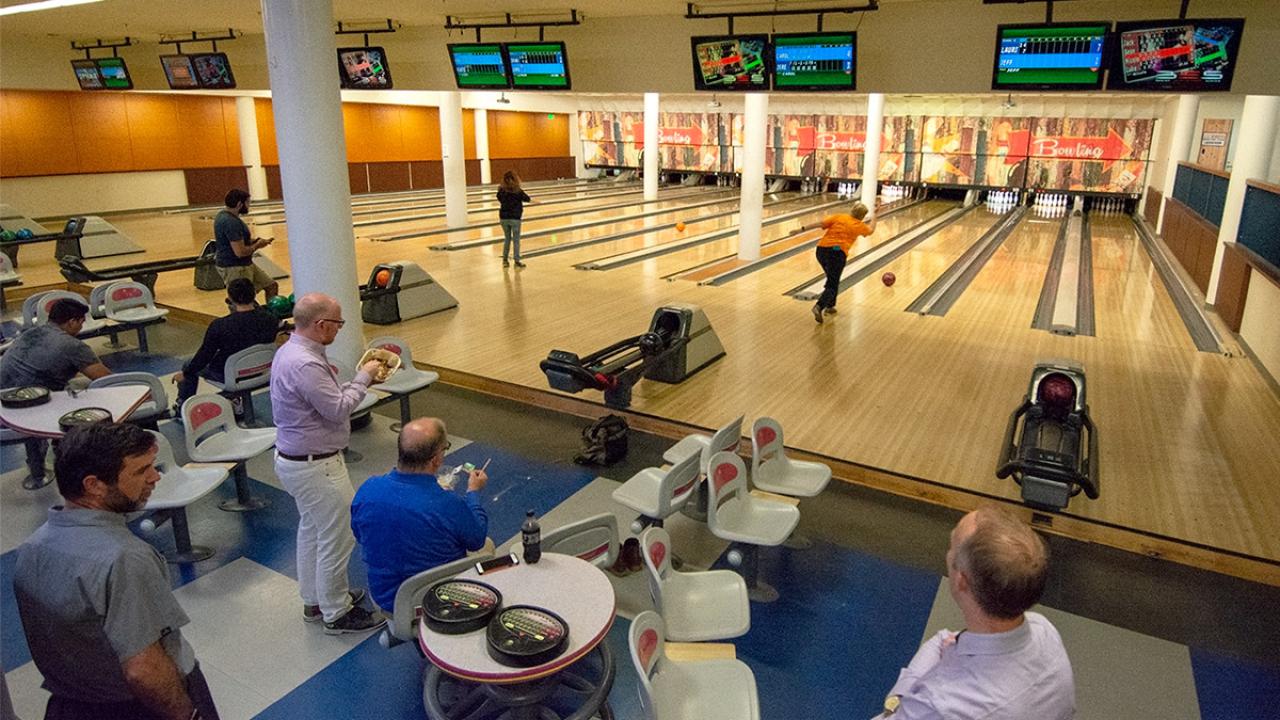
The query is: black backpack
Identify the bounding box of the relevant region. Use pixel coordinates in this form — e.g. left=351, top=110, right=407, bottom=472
left=574, top=414, right=629, bottom=466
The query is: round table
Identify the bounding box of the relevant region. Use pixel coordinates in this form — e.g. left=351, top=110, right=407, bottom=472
left=0, top=386, right=150, bottom=439
left=417, top=553, right=617, bottom=720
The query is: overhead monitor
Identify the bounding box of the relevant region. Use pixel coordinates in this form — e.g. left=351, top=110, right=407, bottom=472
left=1108, top=18, right=1245, bottom=92
left=447, top=43, right=511, bottom=89
left=691, top=35, right=770, bottom=91
left=506, top=41, right=571, bottom=90
left=71, top=59, right=104, bottom=90
left=95, top=56, right=134, bottom=90
left=159, top=55, right=199, bottom=89
left=337, top=46, right=393, bottom=89
left=772, top=32, right=856, bottom=91
left=192, top=52, right=236, bottom=89
left=992, top=22, right=1109, bottom=91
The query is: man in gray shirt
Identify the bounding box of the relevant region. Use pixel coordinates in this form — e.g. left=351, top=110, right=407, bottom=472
left=0, top=298, right=110, bottom=489
left=13, top=423, right=219, bottom=720
left=879, top=506, right=1075, bottom=719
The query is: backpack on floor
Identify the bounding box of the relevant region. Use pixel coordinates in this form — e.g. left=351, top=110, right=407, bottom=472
left=574, top=414, right=629, bottom=466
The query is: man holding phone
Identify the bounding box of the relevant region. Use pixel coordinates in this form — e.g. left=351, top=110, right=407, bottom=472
left=351, top=417, right=492, bottom=612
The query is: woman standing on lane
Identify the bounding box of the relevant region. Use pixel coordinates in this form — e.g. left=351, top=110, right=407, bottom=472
left=497, top=170, right=533, bottom=268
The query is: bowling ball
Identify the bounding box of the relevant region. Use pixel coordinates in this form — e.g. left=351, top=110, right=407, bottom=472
left=881, top=272, right=896, bottom=287
left=0, top=230, right=14, bottom=242
left=266, top=295, right=292, bottom=318
left=375, top=269, right=392, bottom=288
left=15, top=228, right=34, bottom=240
left=675, top=222, right=686, bottom=232
left=638, top=332, right=664, bottom=356
left=1038, top=373, right=1076, bottom=410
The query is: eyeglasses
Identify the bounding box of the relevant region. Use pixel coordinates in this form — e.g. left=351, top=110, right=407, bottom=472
left=437, top=441, right=452, bottom=456
left=320, top=318, right=346, bottom=327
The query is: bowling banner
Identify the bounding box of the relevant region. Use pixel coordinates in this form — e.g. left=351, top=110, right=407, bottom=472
left=657, top=112, right=728, bottom=172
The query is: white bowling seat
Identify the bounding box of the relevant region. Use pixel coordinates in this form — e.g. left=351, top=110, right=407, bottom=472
left=182, top=394, right=275, bottom=512
left=0, top=252, right=19, bottom=282
left=143, top=430, right=227, bottom=563
left=629, top=611, right=760, bottom=720
left=641, top=526, right=749, bottom=642
left=540, top=513, right=621, bottom=569
left=707, top=451, right=801, bottom=602
left=330, top=358, right=381, bottom=416
left=379, top=553, right=492, bottom=648
left=89, top=372, right=168, bottom=427
left=204, top=342, right=276, bottom=426
left=366, top=335, right=439, bottom=429
left=87, top=283, right=111, bottom=319
left=662, top=414, right=745, bottom=472
left=102, top=281, right=169, bottom=324
left=750, top=417, right=831, bottom=497
left=32, top=290, right=107, bottom=335
left=613, top=450, right=700, bottom=533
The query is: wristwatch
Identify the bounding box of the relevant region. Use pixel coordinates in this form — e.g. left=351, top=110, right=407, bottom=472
left=883, top=694, right=901, bottom=716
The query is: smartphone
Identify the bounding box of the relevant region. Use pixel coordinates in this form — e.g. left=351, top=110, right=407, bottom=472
left=476, top=552, right=520, bottom=575
left=460, top=462, right=476, bottom=476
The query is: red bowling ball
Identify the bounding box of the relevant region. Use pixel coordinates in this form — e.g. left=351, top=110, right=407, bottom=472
left=882, top=272, right=896, bottom=287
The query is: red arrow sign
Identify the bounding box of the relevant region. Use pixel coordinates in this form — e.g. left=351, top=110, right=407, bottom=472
left=1006, top=128, right=1133, bottom=170
left=633, top=123, right=705, bottom=148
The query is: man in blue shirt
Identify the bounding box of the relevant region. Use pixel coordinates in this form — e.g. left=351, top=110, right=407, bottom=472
left=351, top=417, right=490, bottom=611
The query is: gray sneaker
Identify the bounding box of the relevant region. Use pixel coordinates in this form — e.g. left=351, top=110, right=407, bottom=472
left=323, top=605, right=386, bottom=636
left=304, top=589, right=368, bottom=623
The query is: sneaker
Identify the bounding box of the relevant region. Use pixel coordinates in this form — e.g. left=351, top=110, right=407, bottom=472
left=514, top=261, right=526, bottom=268
left=304, top=589, right=368, bottom=623
left=323, top=605, right=386, bottom=636
left=229, top=395, right=246, bottom=419
left=502, top=259, right=510, bottom=267
left=622, top=537, right=644, bottom=572
left=170, top=404, right=184, bottom=425
left=823, top=307, right=838, bottom=315
left=812, top=303, right=824, bottom=324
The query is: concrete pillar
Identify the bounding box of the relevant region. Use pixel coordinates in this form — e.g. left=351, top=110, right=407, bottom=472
left=861, top=93, right=885, bottom=212
left=643, top=92, right=660, bottom=200
left=440, top=92, right=469, bottom=228
left=1157, top=94, right=1200, bottom=234
left=260, top=0, right=363, bottom=362
left=235, top=96, right=269, bottom=201
left=475, top=108, right=492, bottom=185
left=568, top=109, right=589, bottom=178
left=1208, top=95, right=1279, bottom=300
left=738, top=92, right=768, bottom=261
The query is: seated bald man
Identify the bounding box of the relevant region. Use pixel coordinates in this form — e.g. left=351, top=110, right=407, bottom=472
left=878, top=506, right=1075, bottom=719
left=351, top=418, right=492, bottom=612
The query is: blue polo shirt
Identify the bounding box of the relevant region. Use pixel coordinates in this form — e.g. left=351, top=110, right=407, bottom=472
left=351, top=469, right=489, bottom=611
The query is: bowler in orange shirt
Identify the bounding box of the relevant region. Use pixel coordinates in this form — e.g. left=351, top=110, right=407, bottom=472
left=811, top=201, right=876, bottom=323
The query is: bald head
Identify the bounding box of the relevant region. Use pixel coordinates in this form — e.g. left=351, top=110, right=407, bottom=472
left=398, top=417, right=448, bottom=472
left=949, top=507, right=1048, bottom=620
left=292, top=293, right=336, bottom=328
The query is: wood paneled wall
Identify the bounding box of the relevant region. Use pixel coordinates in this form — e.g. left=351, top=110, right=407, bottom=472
left=1161, top=196, right=1220, bottom=293
left=488, top=110, right=569, bottom=159
left=1144, top=186, right=1162, bottom=226
left=0, top=90, right=242, bottom=177
left=1215, top=243, right=1253, bottom=332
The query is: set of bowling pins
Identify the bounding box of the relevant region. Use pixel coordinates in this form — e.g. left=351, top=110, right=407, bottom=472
left=880, top=184, right=907, bottom=202
left=986, top=190, right=1019, bottom=213
left=800, top=177, right=824, bottom=194
left=1094, top=197, right=1126, bottom=214
left=1034, top=193, right=1070, bottom=216
left=837, top=181, right=859, bottom=198
left=715, top=174, right=739, bottom=187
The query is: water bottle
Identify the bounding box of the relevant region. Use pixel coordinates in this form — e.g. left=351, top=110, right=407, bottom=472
left=522, top=510, right=542, bottom=564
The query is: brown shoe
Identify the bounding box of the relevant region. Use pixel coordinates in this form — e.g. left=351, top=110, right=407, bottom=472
left=622, top=537, right=644, bottom=572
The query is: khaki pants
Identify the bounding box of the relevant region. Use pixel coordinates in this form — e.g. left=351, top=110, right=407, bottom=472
left=217, top=263, right=275, bottom=293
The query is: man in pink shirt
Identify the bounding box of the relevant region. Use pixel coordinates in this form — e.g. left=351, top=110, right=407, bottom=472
left=270, top=293, right=385, bottom=635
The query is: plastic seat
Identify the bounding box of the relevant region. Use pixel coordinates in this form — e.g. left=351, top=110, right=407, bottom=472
left=629, top=611, right=759, bottom=720
left=182, top=394, right=275, bottom=512
left=613, top=450, right=700, bottom=534
left=0, top=253, right=20, bottom=312
left=87, top=283, right=110, bottom=319
left=706, top=451, right=801, bottom=602
left=750, top=417, right=831, bottom=497
left=204, top=342, right=276, bottom=426
left=367, top=336, right=440, bottom=431
left=540, top=513, right=621, bottom=569
left=89, top=372, right=169, bottom=428
left=379, top=553, right=492, bottom=649
left=32, top=290, right=108, bottom=335
left=103, top=280, right=169, bottom=324
left=641, top=526, right=749, bottom=642
left=331, top=358, right=381, bottom=416
left=661, top=415, right=744, bottom=522
left=142, top=431, right=226, bottom=563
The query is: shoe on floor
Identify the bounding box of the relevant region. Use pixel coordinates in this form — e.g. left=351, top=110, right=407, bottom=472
left=304, top=589, right=368, bottom=623
left=622, top=537, right=643, bottom=572
left=323, top=605, right=386, bottom=636
left=502, top=259, right=510, bottom=267
left=514, top=261, right=526, bottom=268
left=812, top=303, right=824, bottom=324
left=823, top=307, right=838, bottom=315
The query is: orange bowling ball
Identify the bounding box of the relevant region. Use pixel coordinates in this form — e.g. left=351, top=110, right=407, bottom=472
left=676, top=222, right=687, bottom=232
left=882, top=271, right=896, bottom=287
left=375, top=269, right=392, bottom=287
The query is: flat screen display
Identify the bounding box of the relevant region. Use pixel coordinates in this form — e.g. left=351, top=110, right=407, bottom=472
left=691, top=35, right=769, bottom=91
left=506, top=42, right=570, bottom=90
left=95, top=57, right=133, bottom=90
left=337, top=46, right=393, bottom=89
left=192, top=52, right=236, bottom=89
left=160, top=55, right=199, bottom=89
left=772, top=32, right=856, bottom=91
left=448, top=43, right=510, bottom=89
left=992, top=22, right=1109, bottom=91
left=1108, top=18, right=1245, bottom=92
left=71, top=59, right=104, bottom=90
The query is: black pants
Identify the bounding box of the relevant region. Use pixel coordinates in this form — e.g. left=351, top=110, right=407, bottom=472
left=815, top=246, right=848, bottom=310
left=44, top=663, right=220, bottom=720
left=174, top=368, right=225, bottom=410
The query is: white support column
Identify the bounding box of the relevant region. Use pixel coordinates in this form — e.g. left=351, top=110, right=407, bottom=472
left=475, top=108, right=492, bottom=185
left=260, top=0, right=363, bottom=363
left=235, top=96, right=269, bottom=201
left=568, top=109, right=588, bottom=178
left=738, top=92, right=768, bottom=262
left=644, top=92, right=660, bottom=201
left=861, top=93, right=885, bottom=212
left=1208, top=94, right=1280, bottom=300
left=1157, top=94, right=1200, bottom=234
left=440, top=91, right=468, bottom=228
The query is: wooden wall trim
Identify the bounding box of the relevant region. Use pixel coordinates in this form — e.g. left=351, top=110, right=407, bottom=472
left=1144, top=186, right=1163, bottom=226
left=183, top=167, right=250, bottom=206
left=1162, top=195, right=1220, bottom=293
left=1215, top=243, right=1253, bottom=332
left=1233, top=242, right=1280, bottom=289
left=1246, top=179, right=1280, bottom=195
left=1177, top=161, right=1232, bottom=180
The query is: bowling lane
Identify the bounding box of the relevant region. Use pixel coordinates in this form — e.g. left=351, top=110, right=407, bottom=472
left=943, top=210, right=1061, bottom=326
left=245, top=177, right=601, bottom=216
left=1088, top=214, right=1198, bottom=350
left=732, top=200, right=956, bottom=296
left=844, top=207, right=1009, bottom=311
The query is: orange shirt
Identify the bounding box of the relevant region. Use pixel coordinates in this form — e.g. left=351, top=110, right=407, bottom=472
left=816, top=214, right=872, bottom=254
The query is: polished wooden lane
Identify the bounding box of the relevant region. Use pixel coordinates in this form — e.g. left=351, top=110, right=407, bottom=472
left=945, top=211, right=1060, bottom=327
